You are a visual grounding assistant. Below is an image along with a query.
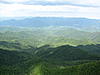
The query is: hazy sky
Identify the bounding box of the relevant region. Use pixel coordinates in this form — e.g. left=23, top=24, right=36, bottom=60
left=0, top=0, right=100, bottom=19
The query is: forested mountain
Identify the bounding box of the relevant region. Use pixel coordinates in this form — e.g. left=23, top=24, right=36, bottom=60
left=0, top=26, right=100, bottom=47
left=78, top=44, right=100, bottom=56
left=36, top=61, right=100, bottom=75
left=0, top=42, right=100, bottom=75
left=0, top=41, right=30, bottom=50
left=0, top=18, right=100, bottom=75
left=0, top=48, right=41, bottom=75
left=34, top=45, right=100, bottom=61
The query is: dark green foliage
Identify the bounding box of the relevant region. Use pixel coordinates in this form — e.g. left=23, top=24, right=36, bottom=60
left=35, top=45, right=100, bottom=61
left=0, top=48, right=41, bottom=75
left=40, top=61, right=100, bottom=75
left=0, top=41, right=23, bottom=50
left=0, top=42, right=100, bottom=75
left=78, top=44, right=100, bottom=56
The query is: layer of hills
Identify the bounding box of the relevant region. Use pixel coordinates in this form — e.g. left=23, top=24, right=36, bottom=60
left=0, top=40, right=100, bottom=75
left=0, top=17, right=100, bottom=75
left=0, top=26, right=100, bottom=47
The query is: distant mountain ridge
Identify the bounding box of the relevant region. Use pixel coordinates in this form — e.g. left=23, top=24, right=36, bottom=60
left=0, top=17, right=100, bottom=29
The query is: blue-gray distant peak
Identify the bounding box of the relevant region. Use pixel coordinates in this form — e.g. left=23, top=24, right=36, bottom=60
left=0, top=17, right=100, bottom=29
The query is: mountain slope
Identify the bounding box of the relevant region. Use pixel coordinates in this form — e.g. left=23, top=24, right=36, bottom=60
left=0, top=26, right=100, bottom=47
left=0, top=48, right=41, bottom=75
left=34, top=45, right=100, bottom=61
left=29, top=61, right=100, bottom=75
left=0, top=41, right=100, bottom=75
left=78, top=44, right=100, bottom=56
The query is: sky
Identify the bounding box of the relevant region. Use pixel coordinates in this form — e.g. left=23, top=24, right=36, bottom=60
left=0, top=0, right=100, bottom=19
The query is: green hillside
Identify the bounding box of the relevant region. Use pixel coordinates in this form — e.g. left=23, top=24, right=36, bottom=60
left=33, top=61, right=100, bottom=75
left=34, top=45, right=100, bottom=61
left=0, top=26, right=100, bottom=75
left=78, top=44, right=100, bottom=56
left=0, top=48, right=41, bottom=75
left=0, top=42, right=100, bottom=75
left=0, top=26, right=100, bottom=47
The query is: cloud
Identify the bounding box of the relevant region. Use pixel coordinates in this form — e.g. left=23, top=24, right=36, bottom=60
left=0, top=3, right=100, bottom=19
left=0, top=0, right=30, bottom=3
left=0, top=0, right=100, bottom=7
left=0, top=0, right=100, bottom=19
left=44, top=0, right=100, bottom=6
left=0, top=4, right=74, bottom=17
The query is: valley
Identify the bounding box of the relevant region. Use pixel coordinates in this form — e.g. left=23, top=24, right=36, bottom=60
left=0, top=18, right=100, bottom=75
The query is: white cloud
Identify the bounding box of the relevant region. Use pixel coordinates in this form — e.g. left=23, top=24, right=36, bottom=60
left=0, top=0, right=31, bottom=3
left=1, top=0, right=100, bottom=7
left=0, top=3, right=100, bottom=19
left=0, top=0, right=100, bottom=19
left=69, top=0, right=100, bottom=6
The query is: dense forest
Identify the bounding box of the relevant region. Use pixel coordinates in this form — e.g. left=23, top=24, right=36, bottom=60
left=0, top=26, right=100, bottom=75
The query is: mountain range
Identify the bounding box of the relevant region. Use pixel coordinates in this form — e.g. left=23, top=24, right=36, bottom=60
left=0, top=17, right=100, bottom=75
left=0, top=40, right=100, bottom=75
left=0, top=17, right=100, bottom=32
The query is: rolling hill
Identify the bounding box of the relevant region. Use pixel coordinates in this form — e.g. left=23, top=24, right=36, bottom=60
left=0, top=40, right=100, bottom=75
left=0, top=26, right=100, bottom=47
left=34, top=45, right=100, bottom=61
left=0, top=17, right=100, bottom=75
